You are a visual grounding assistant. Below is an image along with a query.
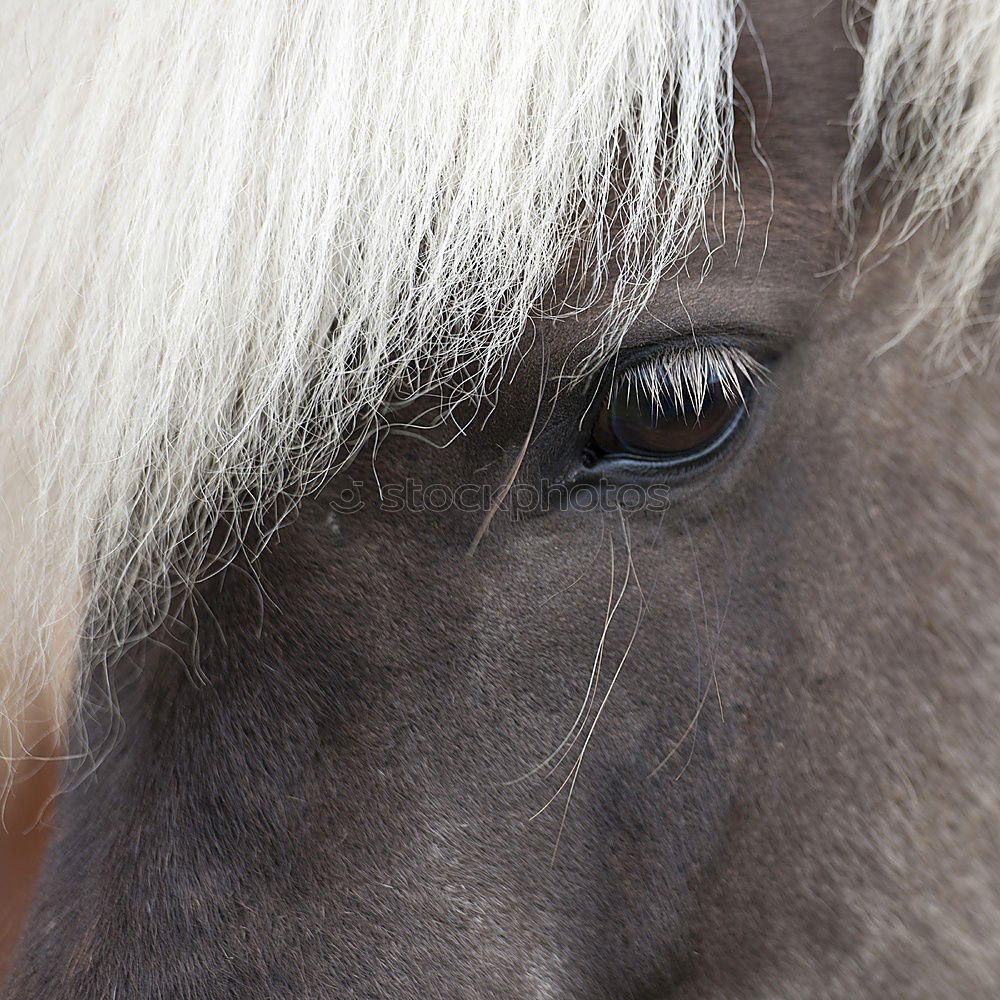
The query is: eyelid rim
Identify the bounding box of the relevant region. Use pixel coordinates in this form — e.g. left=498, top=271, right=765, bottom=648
left=599, top=325, right=778, bottom=381
left=608, top=319, right=791, bottom=361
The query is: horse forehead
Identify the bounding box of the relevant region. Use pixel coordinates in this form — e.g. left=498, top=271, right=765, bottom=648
left=536, top=2, right=860, bottom=359
left=738, top=0, right=861, bottom=187
left=746, top=0, right=856, bottom=77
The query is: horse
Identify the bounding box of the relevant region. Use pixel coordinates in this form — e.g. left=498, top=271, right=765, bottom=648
left=1, top=0, right=998, bottom=995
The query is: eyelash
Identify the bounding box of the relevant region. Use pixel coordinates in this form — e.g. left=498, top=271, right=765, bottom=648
left=609, top=343, right=768, bottom=418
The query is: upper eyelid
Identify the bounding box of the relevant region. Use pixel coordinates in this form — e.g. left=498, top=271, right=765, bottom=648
left=550, top=321, right=781, bottom=399
left=606, top=342, right=768, bottom=402
left=606, top=320, right=785, bottom=368
left=575, top=340, right=767, bottom=434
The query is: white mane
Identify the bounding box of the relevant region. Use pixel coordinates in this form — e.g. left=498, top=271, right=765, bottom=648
left=1, top=0, right=997, bottom=776
left=841, top=0, right=1000, bottom=369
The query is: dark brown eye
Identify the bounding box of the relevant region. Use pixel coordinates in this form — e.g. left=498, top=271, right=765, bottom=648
left=589, top=356, right=751, bottom=466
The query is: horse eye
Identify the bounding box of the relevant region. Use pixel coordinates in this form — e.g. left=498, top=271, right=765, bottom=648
left=589, top=359, right=750, bottom=466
